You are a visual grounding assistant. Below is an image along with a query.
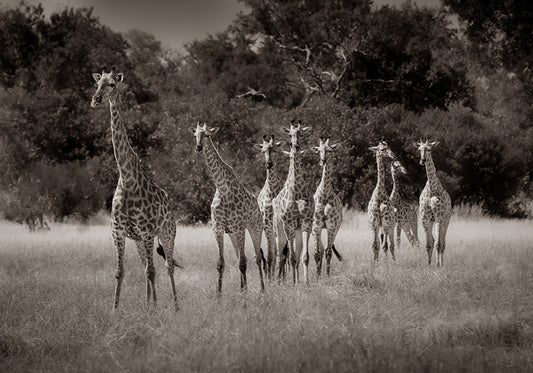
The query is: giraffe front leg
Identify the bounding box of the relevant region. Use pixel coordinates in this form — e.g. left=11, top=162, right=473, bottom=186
left=293, top=229, right=303, bottom=284
left=422, top=219, right=435, bottom=265
left=312, top=223, right=324, bottom=280
left=301, top=230, right=311, bottom=286
left=213, top=228, right=225, bottom=296
left=371, top=221, right=380, bottom=261
left=135, top=240, right=151, bottom=307
left=277, top=235, right=288, bottom=282
left=248, top=222, right=266, bottom=292
left=160, top=220, right=178, bottom=311
left=396, top=223, right=402, bottom=251
left=229, top=231, right=247, bottom=291
left=265, top=224, right=276, bottom=281
left=436, top=219, right=450, bottom=267
left=112, top=232, right=126, bottom=311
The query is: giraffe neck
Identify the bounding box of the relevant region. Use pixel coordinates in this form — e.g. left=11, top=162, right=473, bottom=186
left=283, top=153, right=301, bottom=197
left=391, top=168, right=401, bottom=196
left=109, top=94, right=139, bottom=181
left=317, top=160, right=334, bottom=197
left=375, top=154, right=387, bottom=196
left=266, top=163, right=283, bottom=194
left=203, top=137, right=235, bottom=194
left=424, top=153, right=441, bottom=193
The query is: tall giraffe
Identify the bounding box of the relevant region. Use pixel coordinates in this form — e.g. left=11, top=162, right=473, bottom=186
left=273, top=120, right=314, bottom=284
left=91, top=69, right=179, bottom=310
left=389, top=160, right=419, bottom=250
left=191, top=122, right=265, bottom=294
left=367, top=141, right=397, bottom=261
left=311, top=137, right=343, bottom=278
left=415, top=140, right=451, bottom=266
left=254, top=135, right=284, bottom=280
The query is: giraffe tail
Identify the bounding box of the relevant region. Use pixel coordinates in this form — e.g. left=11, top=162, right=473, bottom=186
left=331, top=244, right=343, bottom=261
left=156, top=241, right=183, bottom=269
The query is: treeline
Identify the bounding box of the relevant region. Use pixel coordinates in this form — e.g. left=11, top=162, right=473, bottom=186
left=1, top=0, right=532, bottom=224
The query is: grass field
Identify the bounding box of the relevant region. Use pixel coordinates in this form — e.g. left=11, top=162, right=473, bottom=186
left=1, top=214, right=532, bottom=372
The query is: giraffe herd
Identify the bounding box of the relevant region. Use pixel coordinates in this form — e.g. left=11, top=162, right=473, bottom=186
left=91, top=70, right=452, bottom=310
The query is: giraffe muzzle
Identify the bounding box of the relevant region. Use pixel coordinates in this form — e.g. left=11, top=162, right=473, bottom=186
left=91, top=96, right=102, bottom=107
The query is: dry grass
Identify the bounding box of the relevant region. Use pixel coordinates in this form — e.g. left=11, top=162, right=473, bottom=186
left=0, top=215, right=532, bottom=372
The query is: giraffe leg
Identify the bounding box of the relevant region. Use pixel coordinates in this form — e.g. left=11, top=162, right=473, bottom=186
left=312, top=222, right=324, bottom=279
left=277, top=234, right=288, bottom=282
left=229, top=231, right=247, bottom=291
left=160, top=221, right=178, bottom=311
left=395, top=223, right=401, bottom=251
left=265, top=224, right=277, bottom=281
left=371, top=221, right=380, bottom=261
left=112, top=231, right=125, bottom=310
left=248, top=222, right=266, bottom=292
left=293, top=229, right=303, bottom=284
left=282, top=226, right=296, bottom=284
left=134, top=240, right=150, bottom=306
left=436, top=218, right=450, bottom=267
left=325, top=223, right=340, bottom=276
left=213, top=227, right=225, bottom=296
left=144, top=238, right=157, bottom=307
left=388, top=227, right=395, bottom=261
left=423, top=220, right=435, bottom=265
left=300, top=229, right=311, bottom=285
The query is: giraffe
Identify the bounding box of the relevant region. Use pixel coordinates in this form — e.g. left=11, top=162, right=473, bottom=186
left=415, top=140, right=452, bottom=266
left=191, top=122, right=266, bottom=294
left=311, top=137, right=343, bottom=278
left=91, top=69, right=179, bottom=311
left=273, top=120, right=314, bottom=284
left=367, top=141, right=397, bottom=261
left=389, top=160, right=419, bottom=250
left=254, top=135, right=284, bottom=281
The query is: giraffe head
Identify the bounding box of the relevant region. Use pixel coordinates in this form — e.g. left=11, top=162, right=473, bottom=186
left=311, top=137, right=339, bottom=167
left=191, top=122, right=219, bottom=152
left=254, top=135, right=283, bottom=170
left=91, top=69, right=123, bottom=107
left=391, top=159, right=407, bottom=176
left=369, top=141, right=395, bottom=161
left=415, top=140, right=439, bottom=166
left=283, top=119, right=309, bottom=151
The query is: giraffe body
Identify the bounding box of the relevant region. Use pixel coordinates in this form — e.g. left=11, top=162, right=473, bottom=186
left=367, top=141, right=396, bottom=261
left=91, top=70, right=178, bottom=311
left=416, top=140, right=452, bottom=266
left=274, top=120, right=314, bottom=284
left=192, top=123, right=265, bottom=294
left=255, top=136, right=284, bottom=280
left=389, top=161, right=419, bottom=250
left=311, top=138, right=343, bottom=279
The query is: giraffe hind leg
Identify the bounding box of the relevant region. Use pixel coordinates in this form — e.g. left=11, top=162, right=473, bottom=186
left=112, top=232, right=126, bottom=310
left=160, top=220, right=178, bottom=311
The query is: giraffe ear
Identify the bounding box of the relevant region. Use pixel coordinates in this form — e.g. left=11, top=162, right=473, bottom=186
left=413, top=142, right=419, bottom=148
left=189, top=128, right=196, bottom=134
left=115, top=73, right=124, bottom=82
left=209, top=127, right=220, bottom=135
left=299, top=150, right=306, bottom=155
left=92, top=73, right=101, bottom=82
left=275, top=141, right=284, bottom=147
left=430, top=141, right=439, bottom=147
left=253, top=143, right=263, bottom=150
left=282, top=150, right=291, bottom=156
left=330, top=143, right=339, bottom=150
left=283, top=127, right=290, bottom=133
left=301, top=127, right=310, bottom=132
left=369, top=146, right=378, bottom=152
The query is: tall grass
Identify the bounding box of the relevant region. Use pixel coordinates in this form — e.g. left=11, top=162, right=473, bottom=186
left=0, top=216, right=532, bottom=372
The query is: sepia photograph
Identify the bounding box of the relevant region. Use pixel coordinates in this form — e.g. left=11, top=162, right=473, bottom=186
left=1, top=0, right=532, bottom=371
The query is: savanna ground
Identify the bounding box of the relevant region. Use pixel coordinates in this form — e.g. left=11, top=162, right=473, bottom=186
left=0, top=213, right=532, bottom=372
